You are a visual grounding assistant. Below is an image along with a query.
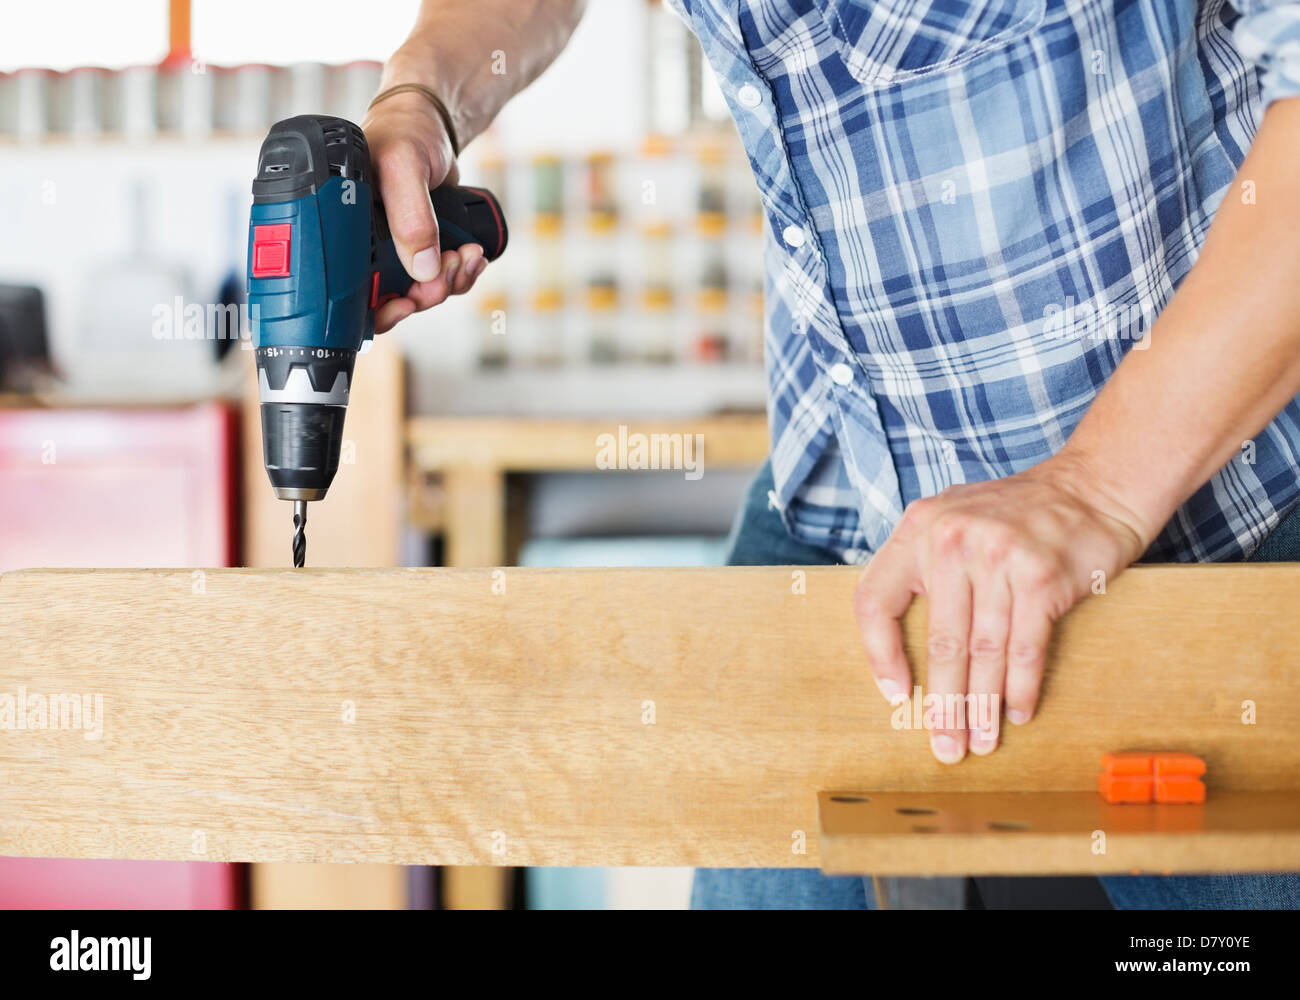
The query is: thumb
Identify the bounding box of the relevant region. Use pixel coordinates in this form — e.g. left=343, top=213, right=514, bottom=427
left=373, top=140, right=442, bottom=284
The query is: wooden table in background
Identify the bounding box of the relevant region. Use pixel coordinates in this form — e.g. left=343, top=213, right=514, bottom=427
left=407, top=413, right=770, bottom=568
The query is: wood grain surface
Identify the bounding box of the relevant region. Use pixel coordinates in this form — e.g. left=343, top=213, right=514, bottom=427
left=1, top=564, right=1297, bottom=871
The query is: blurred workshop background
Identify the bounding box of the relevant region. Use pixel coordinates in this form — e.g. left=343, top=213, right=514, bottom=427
left=0, top=1, right=772, bottom=909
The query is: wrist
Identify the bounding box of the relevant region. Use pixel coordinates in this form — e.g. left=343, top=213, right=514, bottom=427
left=1038, top=448, right=1159, bottom=557
left=378, top=39, right=473, bottom=144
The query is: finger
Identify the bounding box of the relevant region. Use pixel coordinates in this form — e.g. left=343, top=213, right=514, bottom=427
left=966, top=574, right=1011, bottom=756
left=1005, top=597, right=1055, bottom=725
left=451, top=245, right=486, bottom=294
left=853, top=540, right=922, bottom=708
left=437, top=249, right=463, bottom=292
left=924, top=532, right=972, bottom=765
left=402, top=280, right=450, bottom=312
left=374, top=142, right=441, bottom=283
left=374, top=297, right=416, bottom=335
left=403, top=250, right=462, bottom=311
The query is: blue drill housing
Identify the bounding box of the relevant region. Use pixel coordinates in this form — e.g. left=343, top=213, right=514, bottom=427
left=247, top=175, right=374, bottom=353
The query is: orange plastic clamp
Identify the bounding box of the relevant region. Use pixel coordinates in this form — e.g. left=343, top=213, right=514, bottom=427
left=1098, top=752, right=1206, bottom=804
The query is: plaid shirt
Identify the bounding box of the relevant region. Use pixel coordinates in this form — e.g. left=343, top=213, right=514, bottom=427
left=670, top=0, right=1300, bottom=563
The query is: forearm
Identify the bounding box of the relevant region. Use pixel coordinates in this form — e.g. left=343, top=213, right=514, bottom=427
left=382, top=0, right=586, bottom=147
left=1054, top=97, right=1300, bottom=546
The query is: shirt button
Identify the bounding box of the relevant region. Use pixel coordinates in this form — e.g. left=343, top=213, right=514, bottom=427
left=792, top=316, right=808, bottom=334
left=829, top=363, right=854, bottom=386
left=737, top=84, right=762, bottom=109
left=782, top=224, right=806, bottom=248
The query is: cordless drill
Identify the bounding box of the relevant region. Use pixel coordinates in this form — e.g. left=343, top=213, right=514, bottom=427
left=247, top=115, right=507, bottom=565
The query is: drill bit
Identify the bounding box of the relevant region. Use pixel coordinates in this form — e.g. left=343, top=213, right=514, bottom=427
left=292, top=500, right=307, bottom=568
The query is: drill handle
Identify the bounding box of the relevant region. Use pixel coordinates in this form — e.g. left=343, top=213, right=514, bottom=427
left=374, top=185, right=508, bottom=302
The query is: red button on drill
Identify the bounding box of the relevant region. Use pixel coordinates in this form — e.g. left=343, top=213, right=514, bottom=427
left=252, top=224, right=292, bottom=278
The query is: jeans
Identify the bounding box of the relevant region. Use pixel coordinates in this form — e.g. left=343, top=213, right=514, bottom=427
left=691, top=463, right=1300, bottom=909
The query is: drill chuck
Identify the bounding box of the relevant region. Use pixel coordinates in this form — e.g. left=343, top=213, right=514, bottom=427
left=255, top=345, right=355, bottom=500
left=260, top=401, right=348, bottom=501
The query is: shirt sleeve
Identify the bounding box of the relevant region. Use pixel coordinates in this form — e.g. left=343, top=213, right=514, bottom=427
left=1232, top=1, right=1300, bottom=107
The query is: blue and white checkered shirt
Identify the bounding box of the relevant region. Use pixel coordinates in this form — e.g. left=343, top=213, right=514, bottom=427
left=670, top=0, right=1300, bottom=563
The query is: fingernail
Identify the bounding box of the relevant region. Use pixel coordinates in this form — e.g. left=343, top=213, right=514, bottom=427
left=969, top=727, right=998, bottom=755
left=467, top=257, right=487, bottom=278
left=412, top=247, right=439, bottom=283
left=876, top=678, right=907, bottom=706
left=931, top=733, right=963, bottom=764
left=1007, top=708, right=1030, bottom=725
left=441, top=257, right=459, bottom=284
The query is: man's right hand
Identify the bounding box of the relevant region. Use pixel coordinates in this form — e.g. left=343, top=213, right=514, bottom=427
left=362, top=91, right=491, bottom=334
left=362, top=0, right=586, bottom=333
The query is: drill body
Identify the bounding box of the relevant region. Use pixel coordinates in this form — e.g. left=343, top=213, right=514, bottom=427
left=247, top=114, right=506, bottom=525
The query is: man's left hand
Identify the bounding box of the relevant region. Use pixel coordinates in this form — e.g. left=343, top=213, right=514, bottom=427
left=853, top=455, right=1151, bottom=763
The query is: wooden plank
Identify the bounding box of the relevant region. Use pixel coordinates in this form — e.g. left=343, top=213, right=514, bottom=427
left=407, top=414, right=769, bottom=472
left=818, top=791, right=1300, bottom=875
left=1, top=564, right=1298, bottom=872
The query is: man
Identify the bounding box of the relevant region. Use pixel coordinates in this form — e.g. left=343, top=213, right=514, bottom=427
left=365, top=0, right=1300, bottom=908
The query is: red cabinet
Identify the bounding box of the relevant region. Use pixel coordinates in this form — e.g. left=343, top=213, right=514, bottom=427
left=0, top=403, right=238, bottom=571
